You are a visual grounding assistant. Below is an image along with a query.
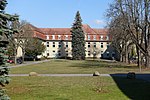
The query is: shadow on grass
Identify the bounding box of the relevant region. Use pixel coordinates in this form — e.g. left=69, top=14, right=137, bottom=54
left=110, top=74, right=150, bottom=100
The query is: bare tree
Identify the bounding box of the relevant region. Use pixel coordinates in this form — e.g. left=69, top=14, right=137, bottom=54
left=8, top=20, right=33, bottom=63
left=106, top=0, right=150, bottom=67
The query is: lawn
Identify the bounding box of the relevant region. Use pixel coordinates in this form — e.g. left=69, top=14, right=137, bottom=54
left=6, top=76, right=150, bottom=100
left=9, top=59, right=148, bottom=74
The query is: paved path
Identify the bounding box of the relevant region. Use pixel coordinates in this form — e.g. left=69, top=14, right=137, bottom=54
left=9, top=73, right=150, bottom=82
left=8, top=60, right=150, bottom=82
left=8, top=59, right=51, bottom=68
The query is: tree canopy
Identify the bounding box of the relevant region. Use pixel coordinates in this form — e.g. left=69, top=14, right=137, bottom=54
left=0, top=0, right=18, bottom=99
left=71, top=11, right=85, bottom=60
left=25, top=38, right=46, bottom=59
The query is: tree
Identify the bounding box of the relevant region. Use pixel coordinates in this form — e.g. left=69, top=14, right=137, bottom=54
left=71, top=11, right=85, bottom=60
left=106, top=0, right=150, bottom=67
left=7, top=20, right=33, bottom=63
left=25, top=38, right=45, bottom=60
left=0, top=0, right=18, bottom=99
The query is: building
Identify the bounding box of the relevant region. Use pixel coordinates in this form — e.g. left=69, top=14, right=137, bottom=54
left=17, top=24, right=118, bottom=59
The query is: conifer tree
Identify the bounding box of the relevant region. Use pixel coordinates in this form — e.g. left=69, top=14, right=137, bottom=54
left=71, top=11, right=85, bottom=60
left=0, top=0, right=18, bottom=99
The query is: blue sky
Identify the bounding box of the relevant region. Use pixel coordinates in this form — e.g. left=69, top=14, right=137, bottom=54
left=6, top=0, right=113, bottom=28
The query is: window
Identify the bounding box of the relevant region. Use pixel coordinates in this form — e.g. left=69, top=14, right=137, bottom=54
left=65, top=35, right=68, bottom=40
left=88, top=35, right=91, bottom=40
left=88, top=51, right=90, bottom=56
left=47, top=53, right=49, bottom=56
left=106, top=36, right=109, bottom=40
left=58, top=35, right=61, bottom=40
left=101, top=43, right=103, bottom=48
left=93, top=35, right=96, bottom=40
left=58, top=41, right=61, bottom=48
left=58, top=53, right=61, bottom=56
left=93, top=42, right=96, bottom=48
left=88, top=42, right=90, bottom=48
left=106, top=52, right=109, bottom=57
left=46, top=42, right=49, bottom=47
left=100, top=35, right=103, bottom=40
left=101, top=51, right=103, bottom=58
left=53, top=50, right=55, bottom=53
left=66, top=42, right=68, bottom=48
left=66, top=45, right=68, bottom=48
left=52, top=35, right=55, bottom=40
left=53, top=42, right=55, bottom=47
left=70, top=35, right=72, bottom=40
left=58, top=45, right=61, bottom=48
left=46, top=35, right=49, bottom=40
left=107, top=42, right=109, bottom=48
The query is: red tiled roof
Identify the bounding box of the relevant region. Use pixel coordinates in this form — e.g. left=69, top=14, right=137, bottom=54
left=39, top=28, right=71, bottom=35
left=93, top=28, right=108, bottom=35
left=82, top=24, right=97, bottom=35
left=29, top=24, right=110, bottom=41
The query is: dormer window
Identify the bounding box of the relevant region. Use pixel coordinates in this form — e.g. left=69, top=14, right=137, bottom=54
left=46, top=35, right=49, bottom=40
left=58, top=35, right=61, bottom=40
left=88, top=35, right=90, bottom=40
left=70, top=35, right=72, bottom=40
left=100, top=35, right=103, bottom=40
left=65, top=35, right=68, bottom=40
left=93, top=35, right=96, bottom=40
left=106, top=36, right=109, bottom=40
left=52, top=35, right=55, bottom=40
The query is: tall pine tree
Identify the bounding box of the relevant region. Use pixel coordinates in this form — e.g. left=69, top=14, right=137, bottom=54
left=0, top=0, right=18, bottom=99
left=71, top=11, right=85, bottom=60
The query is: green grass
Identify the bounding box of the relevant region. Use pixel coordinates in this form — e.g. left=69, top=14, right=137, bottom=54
left=10, top=59, right=146, bottom=74
left=6, top=76, right=150, bottom=100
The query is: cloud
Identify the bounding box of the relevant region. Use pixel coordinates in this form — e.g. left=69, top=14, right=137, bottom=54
left=94, top=19, right=106, bottom=25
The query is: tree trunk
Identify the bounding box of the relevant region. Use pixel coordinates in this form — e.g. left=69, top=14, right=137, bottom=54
left=136, top=46, right=140, bottom=67
left=145, top=54, right=150, bottom=68
left=22, top=49, right=25, bottom=63
left=14, top=48, right=17, bottom=64
left=125, top=44, right=128, bottom=63
left=146, top=34, right=150, bottom=67
left=120, top=53, right=123, bottom=62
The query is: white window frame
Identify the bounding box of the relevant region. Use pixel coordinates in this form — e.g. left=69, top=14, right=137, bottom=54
left=100, top=35, right=103, bottom=40
left=106, top=36, right=109, bottom=40
left=46, top=35, right=49, bottom=40
left=65, top=35, right=68, bottom=40
left=93, top=35, right=96, bottom=40
left=88, top=35, right=90, bottom=40
left=58, top=35, right=61, bottom=40
left=52, top=35, right=55, bottom=40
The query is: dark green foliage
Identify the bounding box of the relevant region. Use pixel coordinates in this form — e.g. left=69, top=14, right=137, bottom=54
left=71, top=11, right=85, bottom=60
left=25, top=38, right=46, bottom=59
left=0, top=0, right=18, bottom=99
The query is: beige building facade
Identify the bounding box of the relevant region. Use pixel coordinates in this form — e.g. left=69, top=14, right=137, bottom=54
left=21, top=24, right=115, bottom=59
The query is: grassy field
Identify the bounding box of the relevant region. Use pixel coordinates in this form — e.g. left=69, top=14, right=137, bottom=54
left=10, top=59, right=149, bottom=74
left=7, top=60, right=150, bottom=100
left=6, top=76, right=150, bottom=100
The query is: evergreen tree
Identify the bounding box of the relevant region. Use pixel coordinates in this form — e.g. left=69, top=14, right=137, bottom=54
left=71, top=11, right=85, bottom=60
left=0, top=0, right=18, bottom=99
